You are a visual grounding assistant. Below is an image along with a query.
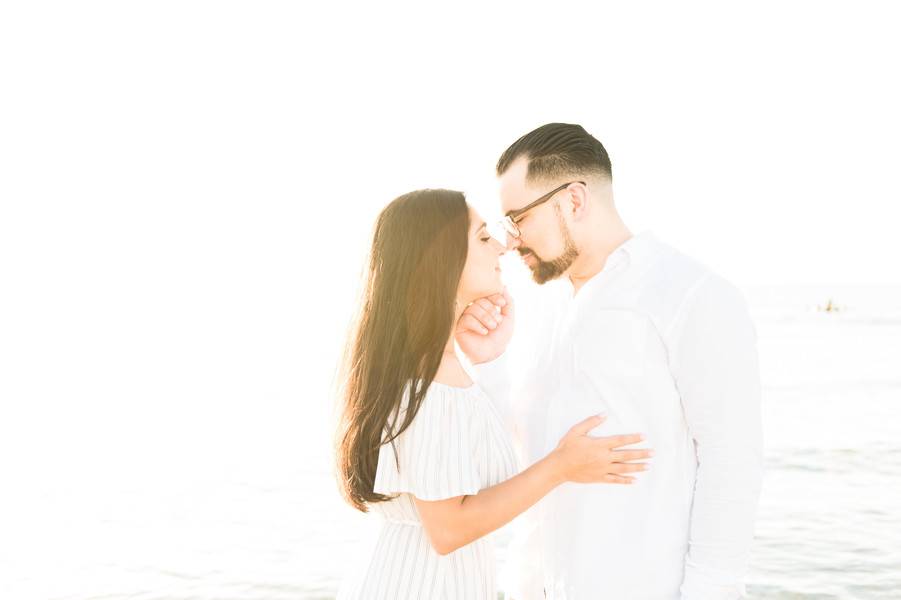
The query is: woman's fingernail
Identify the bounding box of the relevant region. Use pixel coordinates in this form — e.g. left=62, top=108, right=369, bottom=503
left=481, top=327, right=489, bottom=334
left=497, top=298, right=507, bottom=306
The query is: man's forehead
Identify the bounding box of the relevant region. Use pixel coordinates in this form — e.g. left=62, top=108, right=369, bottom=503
left=497, top=157, right=534, bottom=212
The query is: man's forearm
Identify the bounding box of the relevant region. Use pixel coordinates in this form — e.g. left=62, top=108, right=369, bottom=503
left=680, top=441, right=763, bottom=599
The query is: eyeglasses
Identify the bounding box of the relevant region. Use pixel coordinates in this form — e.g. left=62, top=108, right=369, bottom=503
left=499, top=181, right=585, bottom=239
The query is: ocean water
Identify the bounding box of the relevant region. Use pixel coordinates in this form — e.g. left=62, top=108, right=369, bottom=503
left=2, top=285, right=900, bottom=599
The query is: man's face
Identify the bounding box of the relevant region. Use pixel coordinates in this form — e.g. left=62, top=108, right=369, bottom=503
left=498, top=157, right=579, bottom=284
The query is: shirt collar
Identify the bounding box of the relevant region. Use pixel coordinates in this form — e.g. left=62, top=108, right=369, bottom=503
left=563, top=230, right=659, bottom=298
left=610, top=230, right=658, bottom=267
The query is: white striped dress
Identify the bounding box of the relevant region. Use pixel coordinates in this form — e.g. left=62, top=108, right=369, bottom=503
left=338, top=380, right=519, bottom=600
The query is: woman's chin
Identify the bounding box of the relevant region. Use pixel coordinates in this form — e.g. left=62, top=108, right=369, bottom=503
left=474, top=285, right=504, bottom=302
left=492, top=271, right=504, bottom=290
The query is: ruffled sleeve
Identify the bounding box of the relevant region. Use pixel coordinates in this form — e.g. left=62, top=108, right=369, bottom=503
left=373, top=382, right=483, bottom=501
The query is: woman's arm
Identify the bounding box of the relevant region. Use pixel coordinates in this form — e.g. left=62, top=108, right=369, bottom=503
left=413, top=415, right=650, bottom=555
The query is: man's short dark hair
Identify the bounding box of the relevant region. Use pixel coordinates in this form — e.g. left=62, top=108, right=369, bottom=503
left=496, top=123, right=612, bottom=183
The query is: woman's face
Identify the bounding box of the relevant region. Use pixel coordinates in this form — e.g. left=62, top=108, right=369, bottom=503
left=457, top=206, right=506, bottom=306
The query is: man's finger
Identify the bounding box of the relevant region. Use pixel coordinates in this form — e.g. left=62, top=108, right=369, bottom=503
left=474, top=298, right=500, bottom=319
left=463, top=302, right=499, bottom=329
left=457, top=313, right=489, bottom=335
left=499, top=289, right=514, bottom=317
left=486, top=292, right=507, bottom=307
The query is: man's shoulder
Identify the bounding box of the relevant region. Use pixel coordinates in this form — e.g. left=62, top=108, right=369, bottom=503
left=631, top=238, right=746, bottom=335
left=647, top=238, right=712, bottom=284
left=645, top=238, right=745, bottom=295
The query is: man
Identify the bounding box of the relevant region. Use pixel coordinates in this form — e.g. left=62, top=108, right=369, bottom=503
left=456, top=123, right=763, bottom=599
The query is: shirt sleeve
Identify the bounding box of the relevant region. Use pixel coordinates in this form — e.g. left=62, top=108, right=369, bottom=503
left=467, top=352, right=515, bottom=431
left=498, top=508, right=546, bottom=600
left=667, top=274, right=764, bottom=600
left=372, top=385, right=483, bottom=501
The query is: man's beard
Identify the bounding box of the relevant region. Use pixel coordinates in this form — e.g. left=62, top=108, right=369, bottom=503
left=520, top=210, right=579, bottom=285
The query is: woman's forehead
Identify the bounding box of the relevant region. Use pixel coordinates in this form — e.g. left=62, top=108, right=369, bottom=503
left=468, top=206, right=485, bottom=230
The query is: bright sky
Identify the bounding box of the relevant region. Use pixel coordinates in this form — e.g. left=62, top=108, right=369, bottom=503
left=294, top=0, right=901, bottom=287
left=4, top=2, right=899, bottom=291
left=1, top=2, right=900, bottom=488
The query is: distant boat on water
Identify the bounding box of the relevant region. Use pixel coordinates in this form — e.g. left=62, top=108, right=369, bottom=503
left=817, top=298, right=844, bottom=312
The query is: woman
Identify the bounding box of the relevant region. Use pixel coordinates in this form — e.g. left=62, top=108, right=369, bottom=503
left=335, top=189, right=651, bottom=599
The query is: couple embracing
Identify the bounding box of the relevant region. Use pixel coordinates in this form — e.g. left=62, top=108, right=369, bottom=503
left=335, top=123, right=763, bottom=599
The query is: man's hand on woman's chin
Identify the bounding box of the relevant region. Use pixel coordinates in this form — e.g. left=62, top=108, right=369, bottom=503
left=454, top=289, right=514, bottom=364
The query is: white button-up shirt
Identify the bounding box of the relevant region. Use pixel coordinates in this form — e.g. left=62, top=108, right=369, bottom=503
left=474, top=231, right=763, bottom=600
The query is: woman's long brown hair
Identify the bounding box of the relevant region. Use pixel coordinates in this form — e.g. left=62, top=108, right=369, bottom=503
left=335, top=189, right=470, bottom=512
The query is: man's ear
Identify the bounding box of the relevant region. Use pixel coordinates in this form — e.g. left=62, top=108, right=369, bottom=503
left=568, top=182, right=590, bottom=222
